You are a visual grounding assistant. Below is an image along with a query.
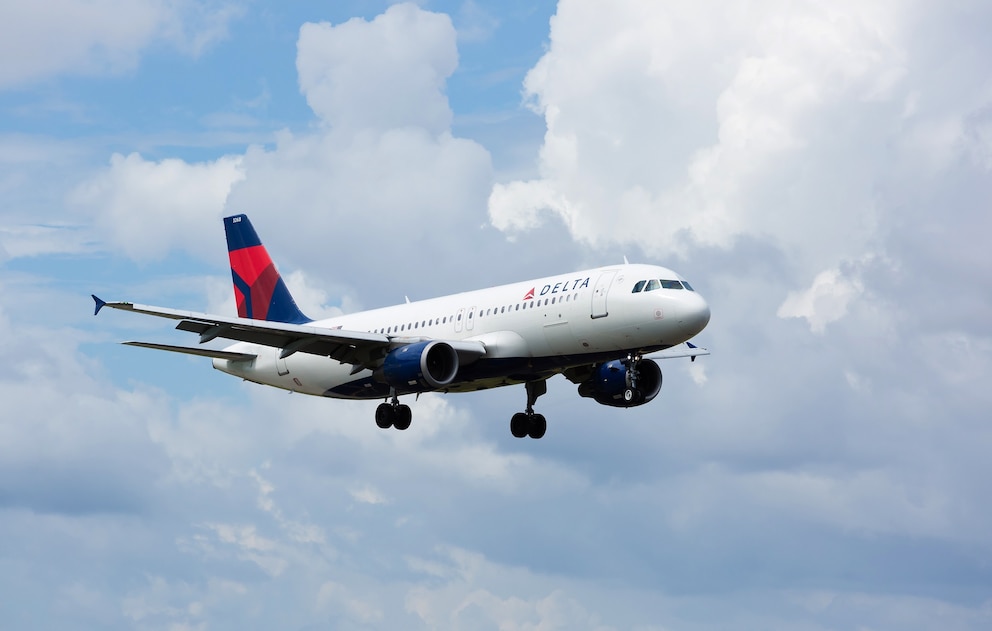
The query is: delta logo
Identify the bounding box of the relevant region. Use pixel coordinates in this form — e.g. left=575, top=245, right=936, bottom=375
left=522, top=277, right=591, bottom=301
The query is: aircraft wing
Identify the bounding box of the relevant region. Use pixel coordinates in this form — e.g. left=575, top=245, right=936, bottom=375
left=92, top=296, right=486, bottom=369
left=647, top=341, right=710, bottom=361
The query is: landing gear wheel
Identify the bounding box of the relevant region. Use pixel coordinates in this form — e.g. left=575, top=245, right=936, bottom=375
left=510, top=380, right=550, bottom=439
left=375, top=403, right=395, bottom=429
left=510, top=412, right=529, bottom=438
left=528, top=414, right=547, bottom=439
left=623, top=388, right=643, bottom=404
left=393, top=404, right=412, bottom=430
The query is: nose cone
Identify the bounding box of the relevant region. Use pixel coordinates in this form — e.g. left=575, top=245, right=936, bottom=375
left=677, top=292, right=711, bottom=338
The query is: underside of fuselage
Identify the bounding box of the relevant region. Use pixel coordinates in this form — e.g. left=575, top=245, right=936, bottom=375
left=318, top=346, right=671, bottom=399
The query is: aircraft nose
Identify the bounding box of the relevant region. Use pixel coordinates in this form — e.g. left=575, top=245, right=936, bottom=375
left=677, top=292, right=711, bottom=338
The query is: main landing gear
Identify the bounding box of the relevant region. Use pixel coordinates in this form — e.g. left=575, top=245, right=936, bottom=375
left=510, top=380, right=548, bottom=439
left=375, top=390, right=411, bottom=431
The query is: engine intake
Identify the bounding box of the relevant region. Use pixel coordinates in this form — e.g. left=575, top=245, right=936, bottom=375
left=378, top=340, right=459, bottom=390
left=577, top=358, right=662, bottom=407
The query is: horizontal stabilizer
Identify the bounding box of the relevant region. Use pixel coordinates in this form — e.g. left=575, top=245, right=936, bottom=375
left=123, top=341, right=256, bottom=362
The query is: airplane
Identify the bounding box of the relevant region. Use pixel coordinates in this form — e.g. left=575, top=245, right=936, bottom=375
left=92, top=214, right=710, bottom=439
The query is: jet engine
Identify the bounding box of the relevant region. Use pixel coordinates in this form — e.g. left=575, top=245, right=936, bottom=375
left=577, top=358, right=662, bottom=407
left=377, top=340, right=459, bottom=390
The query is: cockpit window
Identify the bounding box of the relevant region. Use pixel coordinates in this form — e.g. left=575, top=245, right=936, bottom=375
left=634, top=278, right=697, bottom=292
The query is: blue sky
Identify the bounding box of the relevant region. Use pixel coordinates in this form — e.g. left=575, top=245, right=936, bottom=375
left=3, top=1, right=992, bottom=629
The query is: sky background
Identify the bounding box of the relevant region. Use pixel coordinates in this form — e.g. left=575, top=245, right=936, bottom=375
left=2, top=1, right=991, bottom=629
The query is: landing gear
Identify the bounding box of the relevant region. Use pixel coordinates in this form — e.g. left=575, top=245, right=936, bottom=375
left=621, top=353, right=644, bottom=404
left=375, top=390, right=412, bottom=431
left=509, top=380, right=548, bottom=439
left=511, top=412, right=546, bottom=439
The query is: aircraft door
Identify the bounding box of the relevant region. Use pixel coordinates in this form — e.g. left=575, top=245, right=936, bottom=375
left=455, top=307, right=465, bottom=332
left=466, top=306, right=476, bottom=331
left=591, top=271, right=616, bottom=319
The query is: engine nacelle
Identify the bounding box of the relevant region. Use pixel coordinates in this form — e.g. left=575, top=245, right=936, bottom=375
left=577, top=358, right=663, bottom=407
left=377, top=340, right=459, bottom=390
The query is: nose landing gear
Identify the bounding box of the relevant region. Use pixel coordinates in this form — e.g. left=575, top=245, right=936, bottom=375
left=621, top=353, right=645, bottom=404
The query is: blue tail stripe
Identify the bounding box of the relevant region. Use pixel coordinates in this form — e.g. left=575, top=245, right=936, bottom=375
left=224, top=214, right=262, bottom=251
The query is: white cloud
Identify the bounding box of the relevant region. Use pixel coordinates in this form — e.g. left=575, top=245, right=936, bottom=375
left=0, top=0, right=241, bottom=88
left=777, top=267, right=864, bottom=333
left=70, top=152, right=245, bottom=261
left=296, top=3, right=458, bottom=134
left=70, top=2, right=494, bottom=307
left=487, top=0, right=955, bottom=286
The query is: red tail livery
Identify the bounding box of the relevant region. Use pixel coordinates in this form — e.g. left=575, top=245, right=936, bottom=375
left=224, top=214, right=310, bottom=324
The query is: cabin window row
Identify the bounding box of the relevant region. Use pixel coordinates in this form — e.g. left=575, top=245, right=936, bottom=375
left=370, top=291, right=582, bottom=335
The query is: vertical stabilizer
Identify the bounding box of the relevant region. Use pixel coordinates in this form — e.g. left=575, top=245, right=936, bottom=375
left=224, top=214, right=311, bottom=324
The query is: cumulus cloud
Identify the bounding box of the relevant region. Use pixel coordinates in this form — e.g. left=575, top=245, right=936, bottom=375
left=0, top=0, right=241, bottom=88
left=72, top=2, right=494, bottom=305
left=487, top=0, right=991, bottom=334
left=297, top=3, right=458, bottom=134
left=70, top=152, right=245, bottom=261
left=216, top=4, right=495, bottom=306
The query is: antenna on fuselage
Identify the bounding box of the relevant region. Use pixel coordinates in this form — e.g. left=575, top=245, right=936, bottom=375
left=405, top=296, right=411, bottom=304
left=623, top=255, right=629, bottom=265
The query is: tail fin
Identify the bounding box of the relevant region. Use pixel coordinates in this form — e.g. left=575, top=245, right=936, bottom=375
left=224, top=214, right=311, bottom=324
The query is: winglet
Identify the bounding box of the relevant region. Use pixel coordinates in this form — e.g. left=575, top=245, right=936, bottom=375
left=92, top=294, right=107, bottom=316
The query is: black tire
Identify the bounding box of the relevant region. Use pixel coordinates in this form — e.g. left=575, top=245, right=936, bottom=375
left=510, top=412, right=529, bottom=438
left=394, top=404, right=412, bottom=430
left=375, top=403, right=394, bottom=429
left=528, top=414, right=547, bottom=439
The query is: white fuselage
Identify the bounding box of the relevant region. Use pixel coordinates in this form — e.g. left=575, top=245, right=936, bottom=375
left=213, top=263, right=710, bottom=399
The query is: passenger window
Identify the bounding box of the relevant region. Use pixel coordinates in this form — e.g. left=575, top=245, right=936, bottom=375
left=632, top=280, right=646, bottom=293
left=645, top=279, right=661, bottom=292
